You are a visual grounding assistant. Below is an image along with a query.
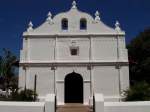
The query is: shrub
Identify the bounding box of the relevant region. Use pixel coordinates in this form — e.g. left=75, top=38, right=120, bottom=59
left=123, top=81, right=150, bottom=101
left=11, top=89, right=38, bottom=101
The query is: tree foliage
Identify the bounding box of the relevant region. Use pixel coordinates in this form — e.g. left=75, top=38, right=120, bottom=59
left=124, top=27, right=150, bottom=101
left=123, top=82, right=150, bottom=101
left=127, top=27, right=150, bottom=85
left=0, top=49, right=38, bottom=101
left=0, top=49, right=18, bottom=91
left=11, top=89, right=38, bottom=101
left=0, top=89, right=38, bottom=101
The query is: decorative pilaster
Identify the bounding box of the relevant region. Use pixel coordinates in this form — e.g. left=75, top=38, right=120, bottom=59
left=23, top=37, right=29, bottom=62
left=115, top=62, right=122, bottom=101
left=22, top=65, right=29, bottom=90
left=115, top=26, right=122, bottom=99
left=54, top=35, right=58, bottom=61
left=115, top=20, right=126, bottom=61
left=51, top=33, right=57, bottom=93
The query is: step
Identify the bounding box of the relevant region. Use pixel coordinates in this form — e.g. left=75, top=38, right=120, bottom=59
left=57, top=103, right=93, bottom=112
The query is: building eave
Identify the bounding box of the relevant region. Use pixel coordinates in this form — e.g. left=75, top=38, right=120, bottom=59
left=23, top=32, right=125, bottom=38
left=19, top=60, right=129, bottom=67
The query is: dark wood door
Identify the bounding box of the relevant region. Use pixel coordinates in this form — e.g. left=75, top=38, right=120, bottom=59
left=65, top=72, right=83, bottom=103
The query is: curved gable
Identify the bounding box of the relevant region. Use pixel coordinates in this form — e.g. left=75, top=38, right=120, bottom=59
left=23, top=2, right=124, bottom=36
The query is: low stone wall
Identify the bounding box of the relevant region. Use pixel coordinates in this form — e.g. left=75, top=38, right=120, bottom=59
left=95, top=93, right=150, bottom=112
left=0, top=101, right=45, bottom=112
left=105, top=101, right=150, bottom=112
left=1, top=93, right=150, bottom=112
left=0, top=94, right=55, bottom=112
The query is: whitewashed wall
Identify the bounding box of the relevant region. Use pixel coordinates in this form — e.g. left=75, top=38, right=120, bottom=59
left=93, top=66, right=129, bottom=101
left=18, top=66, right=26, bottom=90
left=19, top=67, right=55, bottom=96
left=19, top=34, right=129, bottom=102
left=29, top=38, right=55, bottom=61
left=21, top=35, right=128, bottom=62
left=105, top=102, right=150, bottom=112
left=95, top=94, right=150, bottom=112
left=120, top=66, right=130, bottom=91
left=27, top=67, right=55, bottom=96
left=93, top=66, right=120, bottom=101
left=1, top=95, right=150, bottom=112
left=0, top=102, right=44, bottom=112
left=56, top=66, right=91, bottom=105
left=0, top=94, right=55, bottom=112
left=57, top=37, right=90, bottom=61
left=92, top=37, right=118, bottom=60
left=52, top=9, right=94, bottom=32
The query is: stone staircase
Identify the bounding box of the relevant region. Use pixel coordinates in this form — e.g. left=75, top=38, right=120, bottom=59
left=57, top=103, right=93, bottom=112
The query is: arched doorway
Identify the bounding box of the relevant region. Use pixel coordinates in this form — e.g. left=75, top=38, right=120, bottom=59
left=65, top=72, right=83, bottom=103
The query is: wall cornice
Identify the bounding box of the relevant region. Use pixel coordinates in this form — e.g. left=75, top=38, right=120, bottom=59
left=19, top=60, right=129, bottom=67
left=23, top=33, right=125, bottom=38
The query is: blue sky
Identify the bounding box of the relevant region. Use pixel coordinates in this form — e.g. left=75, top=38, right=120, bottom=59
left=0, top=0, right=150, bottom=56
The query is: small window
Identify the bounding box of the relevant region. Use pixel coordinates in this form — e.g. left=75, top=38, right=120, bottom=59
left=70, top=47, right=79, bottom=56
left=62, top=18, right=68, bottom=30
left=80, top=18, right=87, bottom=30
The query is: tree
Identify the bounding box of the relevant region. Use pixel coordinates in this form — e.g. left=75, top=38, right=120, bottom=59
left=127, top=27, right=150, bottom=85
left=0, top=49, right=18, bottom=91
left=0, top=49, right=38, bottom=101
left=123, top=81, right=150, bottom=101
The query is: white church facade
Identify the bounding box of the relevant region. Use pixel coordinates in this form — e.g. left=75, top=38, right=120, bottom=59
left=19, top=1, right=129, bottom=105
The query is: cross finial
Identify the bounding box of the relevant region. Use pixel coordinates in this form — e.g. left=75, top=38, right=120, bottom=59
left=115, top=20, right=121, bottom=31
left=72, top=1, right=77, bottom=9
left=27, top=21, right=33, bottom=32
left=95, top=10, right=100, bottom=22
left=46, top=11, right=53, bottom=24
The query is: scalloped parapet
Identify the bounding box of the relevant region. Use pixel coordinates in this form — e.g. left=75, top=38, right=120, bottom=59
left=23, top=2, right=125, bottom=36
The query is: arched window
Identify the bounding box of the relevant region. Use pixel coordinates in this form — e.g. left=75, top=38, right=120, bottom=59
left=80, top=18, right=87, bottom=30
left=62, top=18, right=68, bottom=30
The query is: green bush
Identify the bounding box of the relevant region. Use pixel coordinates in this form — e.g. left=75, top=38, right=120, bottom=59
left=123, top=81, right=150, bottom=101
left=11, top=89, right=38, bottom=101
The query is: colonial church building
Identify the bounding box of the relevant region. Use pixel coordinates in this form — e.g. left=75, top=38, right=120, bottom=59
left=19, top=1, right=129, bottom=105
